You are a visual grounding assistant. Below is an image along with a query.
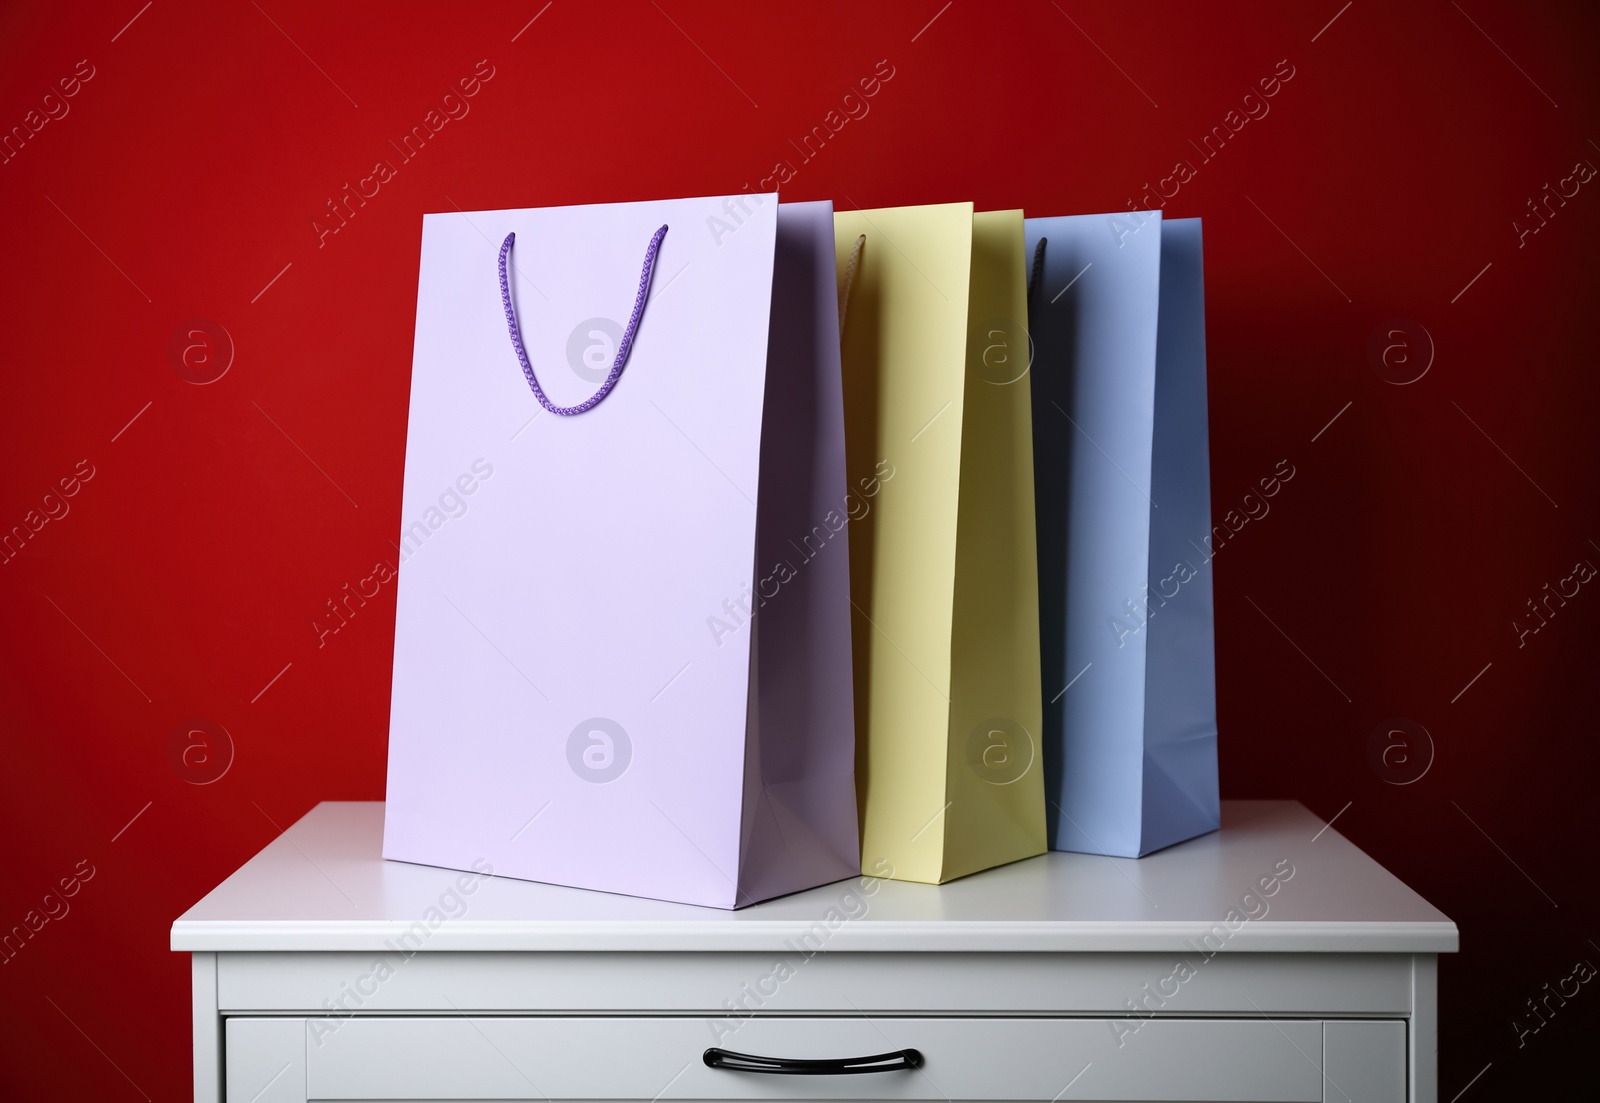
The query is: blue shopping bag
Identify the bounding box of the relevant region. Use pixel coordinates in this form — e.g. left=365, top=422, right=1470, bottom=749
left=1025, top=212, right=1219, bottom=858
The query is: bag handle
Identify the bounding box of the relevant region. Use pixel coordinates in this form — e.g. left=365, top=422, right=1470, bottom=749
left=1027, top=236, right=1047, bottom=307
left=498, top=225, right=668, bottom=416
left=838, top=233, right=866, bottom=338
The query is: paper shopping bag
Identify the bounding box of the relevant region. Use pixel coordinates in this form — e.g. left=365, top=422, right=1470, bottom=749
left=383, top=196, right=860, bottom=908
left=833, top=203, right=1047, bottom=884
left=1026, top=212, right=1220, bottom=858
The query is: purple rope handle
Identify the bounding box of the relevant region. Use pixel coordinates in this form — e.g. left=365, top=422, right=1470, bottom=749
left=498, top=224, right=668, bottom=415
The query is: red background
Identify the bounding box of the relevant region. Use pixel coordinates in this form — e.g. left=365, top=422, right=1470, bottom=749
left=3, top=1, right=1598, bottom=1096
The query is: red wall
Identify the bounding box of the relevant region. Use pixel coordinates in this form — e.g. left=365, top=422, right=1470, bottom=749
left=3, top=1, right=1597, bottom=1096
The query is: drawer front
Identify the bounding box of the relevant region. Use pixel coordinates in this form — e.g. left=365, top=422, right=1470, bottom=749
left=1324, top=1020, right=1407, bottom=1102
left=230, top=1015, right=1329, bottom=1101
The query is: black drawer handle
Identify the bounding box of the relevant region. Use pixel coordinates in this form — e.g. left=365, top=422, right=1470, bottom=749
left=703, top=1046, right=924, bottom=1075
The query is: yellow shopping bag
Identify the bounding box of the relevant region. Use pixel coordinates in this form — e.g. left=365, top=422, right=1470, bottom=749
left=834, top=204, right=1046, bottom=884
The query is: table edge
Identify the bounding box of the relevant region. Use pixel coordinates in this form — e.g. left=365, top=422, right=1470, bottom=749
left=170, top=918, right=1459, bottom=954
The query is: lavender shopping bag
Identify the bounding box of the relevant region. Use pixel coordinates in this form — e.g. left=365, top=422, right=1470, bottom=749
left=383, top=196, right=860, bottom=908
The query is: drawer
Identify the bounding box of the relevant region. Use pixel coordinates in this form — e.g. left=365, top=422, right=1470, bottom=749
left=226, top=1015, right=1348, bottom=1101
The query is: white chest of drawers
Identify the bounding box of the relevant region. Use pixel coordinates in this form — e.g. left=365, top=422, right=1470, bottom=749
left=172, top=800, right=1455, bottom=1102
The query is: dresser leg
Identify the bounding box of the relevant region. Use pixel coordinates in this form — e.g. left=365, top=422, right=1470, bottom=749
left=1411, top=953, right=1439, bottom=1103
left=192, top=953, right=222, bottom=1103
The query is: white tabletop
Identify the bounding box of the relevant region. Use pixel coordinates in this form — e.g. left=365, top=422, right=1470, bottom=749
left=170, top=800, right=1455, bottom=954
